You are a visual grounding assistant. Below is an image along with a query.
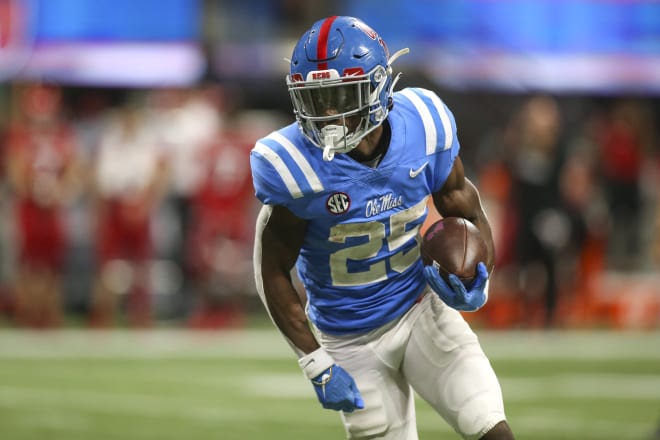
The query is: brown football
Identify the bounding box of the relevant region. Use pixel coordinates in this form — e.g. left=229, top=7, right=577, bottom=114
left=421, top=217, right=488, bottom=285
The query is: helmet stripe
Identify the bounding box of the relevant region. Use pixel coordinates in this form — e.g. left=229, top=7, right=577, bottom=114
left=316, top=15, right=338, bottom=70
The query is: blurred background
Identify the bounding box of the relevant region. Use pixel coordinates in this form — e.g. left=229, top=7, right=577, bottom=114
left=0, top=1, right=659, bottom=438
left=1, top=0, right=659, bottom=331
left=0, top=0, right=660, bottom=328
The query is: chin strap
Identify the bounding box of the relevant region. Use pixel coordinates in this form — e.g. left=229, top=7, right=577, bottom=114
left=321, top=125, right=348, bottom=161
left=322, top=145, right=335, bottom=162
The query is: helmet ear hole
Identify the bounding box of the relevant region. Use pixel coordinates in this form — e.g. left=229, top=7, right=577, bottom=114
left=373, top=66, right=385, bottom=83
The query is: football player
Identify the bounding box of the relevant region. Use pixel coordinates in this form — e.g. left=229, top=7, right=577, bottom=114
left=250, top=16, right=515, bottom=439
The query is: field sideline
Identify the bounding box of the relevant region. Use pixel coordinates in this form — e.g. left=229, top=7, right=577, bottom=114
left=0, top=328, right=658, bottom=440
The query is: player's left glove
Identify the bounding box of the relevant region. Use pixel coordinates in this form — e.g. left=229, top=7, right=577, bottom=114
left=424, top=262, right=489, bottom=311
left=298, top=347, right=364, bottom=413
left=310, top=365, right=364, bottom=412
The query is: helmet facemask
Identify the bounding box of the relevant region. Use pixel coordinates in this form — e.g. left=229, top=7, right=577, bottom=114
left=288, top=64, right=392, bottom=161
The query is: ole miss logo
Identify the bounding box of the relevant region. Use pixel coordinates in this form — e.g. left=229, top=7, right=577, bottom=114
left=326, top=192, right=350, bottom=215
left=353, top=20, right=389, bottom=58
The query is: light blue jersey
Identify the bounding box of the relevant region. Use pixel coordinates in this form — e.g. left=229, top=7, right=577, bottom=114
left=250, top=87, right=460, bottom=335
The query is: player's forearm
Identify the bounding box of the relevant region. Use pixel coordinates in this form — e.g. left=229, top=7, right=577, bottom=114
left=255, top=204, right=318, bottom=355
left=470, top=209, right=496, bottom=272
left=262, top=276, right=320, bottom=355
left=454, top=178, right=495, bottom=271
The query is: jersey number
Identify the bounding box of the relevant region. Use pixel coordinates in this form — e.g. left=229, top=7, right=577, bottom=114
left=328, top=198, right=427, bottom=286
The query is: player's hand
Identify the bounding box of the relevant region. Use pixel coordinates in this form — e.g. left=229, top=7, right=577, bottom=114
left=298, top=347, right=364, bottom=412
left=311, top=365, right=365, bottom=412
left=424, top=262, right=489, bottom=311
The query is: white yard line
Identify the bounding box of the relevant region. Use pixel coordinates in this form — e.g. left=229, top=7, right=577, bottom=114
left=499, top=375, right=660, bottom=401
left=0, top=329, right=658, bottom=360
left=0, top=384, right=337, bottom=427
left=477, top=330, right=660, bottom=360
left=0, top=329, right=291, bottom=359
left=241, top=372, right=660, bottom=401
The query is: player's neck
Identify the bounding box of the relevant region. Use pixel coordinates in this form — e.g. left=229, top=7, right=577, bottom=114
left=348, top=121, right=390, bottom=167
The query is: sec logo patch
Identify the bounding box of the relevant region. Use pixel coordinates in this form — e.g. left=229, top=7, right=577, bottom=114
left=326, top=192, right=350, bottom=215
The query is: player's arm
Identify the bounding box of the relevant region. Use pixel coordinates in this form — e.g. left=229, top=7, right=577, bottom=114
left=257, top=204, right=319, bottom=353
left=256, top=204, right=364, bottom=412
left=431, top=156, right=495, bottom=271
left=425, top=156, right=494, bottom=311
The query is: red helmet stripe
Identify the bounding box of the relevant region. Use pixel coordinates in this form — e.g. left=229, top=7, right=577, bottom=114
left=316, top=15, right=338, bottom=71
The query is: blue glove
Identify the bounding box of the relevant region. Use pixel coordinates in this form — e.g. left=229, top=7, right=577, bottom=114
left=424, top=262, right=489, bottom=311
left=311, top=365, right=365, bottom=412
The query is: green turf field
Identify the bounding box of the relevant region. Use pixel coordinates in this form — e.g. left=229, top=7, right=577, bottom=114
left=0, top=328, right=658, bottom=440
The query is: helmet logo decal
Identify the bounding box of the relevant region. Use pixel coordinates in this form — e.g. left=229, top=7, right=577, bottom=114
left=353, top=20, right=389, bottom=59
left=316, top=15, right=339, bottom=70
left=353, top=21, right=378, bottom=40
left=326, top=192, right=351, bottom=215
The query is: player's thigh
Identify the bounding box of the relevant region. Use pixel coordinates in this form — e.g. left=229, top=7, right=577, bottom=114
left=321, top=335, right=416, bottom=439
left=402, top=294, right=506, bottom=439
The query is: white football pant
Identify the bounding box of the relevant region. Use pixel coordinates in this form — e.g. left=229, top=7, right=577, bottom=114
left=313, top=290, right=507, bottom=439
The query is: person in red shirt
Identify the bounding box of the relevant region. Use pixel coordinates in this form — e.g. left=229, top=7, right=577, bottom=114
left=597, top=99, right=653, bottom=270
left=5, top=83, right=80, bottom=327
left=186, top=131, right=254, bottom=328
left=88, top=101, right=169, bottom=328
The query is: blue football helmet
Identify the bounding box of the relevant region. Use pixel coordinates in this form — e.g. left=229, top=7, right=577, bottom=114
left=287, top=16, right=409, bottom=161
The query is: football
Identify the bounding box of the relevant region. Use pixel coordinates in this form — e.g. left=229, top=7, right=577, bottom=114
left=421, top=217, right=488, bottom=285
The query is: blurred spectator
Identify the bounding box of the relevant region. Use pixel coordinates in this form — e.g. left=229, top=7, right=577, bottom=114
left=65, top=89, right=119, bottom=314
left=556, top=137, right=610, bottom=320
left=88, top=101, right=169, bottom=327
left=595, top=99, right=656, bottom=270
left=0, top=116, right=11, bottom=322
left=653, top=203, right=660, bottom=269
left=505, top=96, right=587, bottom=327
left=147, top=86, right=224, bottom=306
left=185, top=130, right=254, bottom=329
left=5, top=83, right=81, bottom=328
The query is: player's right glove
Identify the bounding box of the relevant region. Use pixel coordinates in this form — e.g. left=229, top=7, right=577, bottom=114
left=424, top=261, right=489, bottom=311
left=298, top=347, right=364, bottom=412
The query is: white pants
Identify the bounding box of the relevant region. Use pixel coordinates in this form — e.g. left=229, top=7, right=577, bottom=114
left=315, top=291, right=507, bottom=440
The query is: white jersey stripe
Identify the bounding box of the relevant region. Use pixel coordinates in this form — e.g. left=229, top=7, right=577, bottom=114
left=399, top=89, right=437, bottom=155
left=269, top=132, right=324, bottom=193
left=421, top=89, right=453, bottom=151
left=253, top=142, right=304, bottom=199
